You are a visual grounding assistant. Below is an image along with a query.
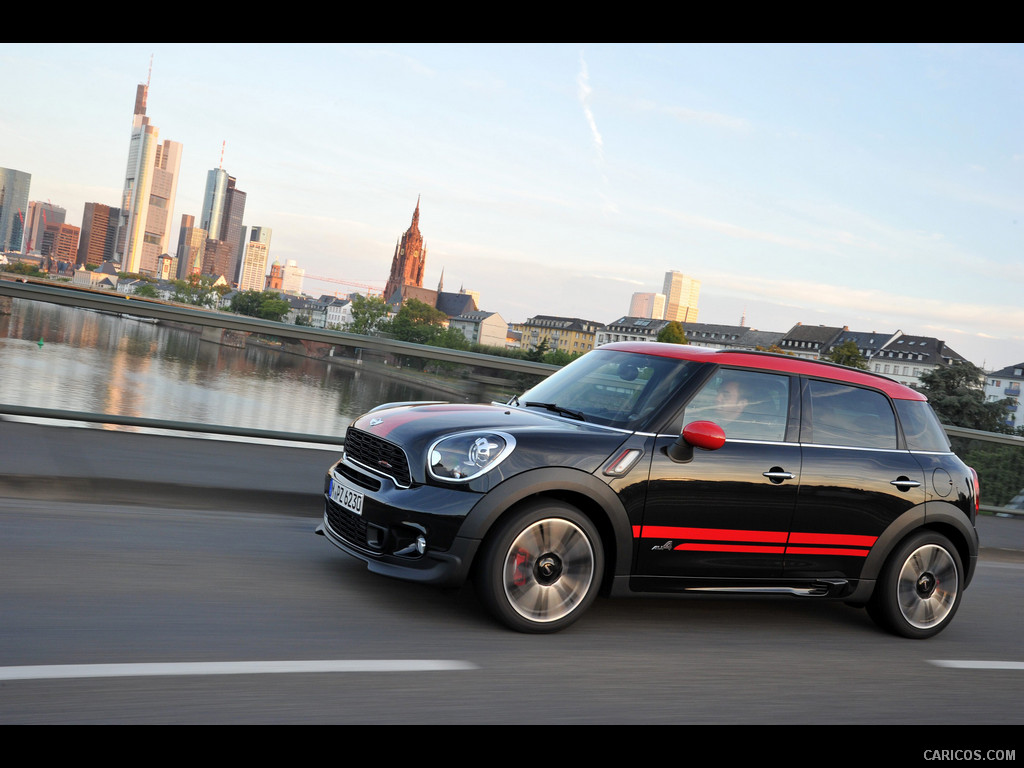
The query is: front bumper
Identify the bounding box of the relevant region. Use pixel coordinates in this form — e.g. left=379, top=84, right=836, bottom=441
left=317, top=458, right=483, bottom=587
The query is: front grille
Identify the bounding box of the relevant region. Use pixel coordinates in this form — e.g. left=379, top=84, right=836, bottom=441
left=344, top=427, right=412, bottom=487
left=325, top=500, right=370, bottom=549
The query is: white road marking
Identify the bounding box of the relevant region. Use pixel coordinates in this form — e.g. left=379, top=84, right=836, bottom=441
left=0, top=660, right=478, bottom=681
left=929, top=660, right=1024, bottom=670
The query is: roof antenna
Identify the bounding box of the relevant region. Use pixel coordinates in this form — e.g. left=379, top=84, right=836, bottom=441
left=219, top=139, right=226, bottom=169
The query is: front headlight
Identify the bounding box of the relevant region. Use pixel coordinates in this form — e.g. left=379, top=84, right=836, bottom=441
left=428, top=431, right=516, bottom=482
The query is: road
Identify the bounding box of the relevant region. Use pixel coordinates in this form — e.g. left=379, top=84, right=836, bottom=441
left=1, top=420, right=1022, bottom=728
left=1, top=494, right=1022, bottom=726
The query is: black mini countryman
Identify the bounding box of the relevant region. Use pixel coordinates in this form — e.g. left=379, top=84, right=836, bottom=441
left=317, top=342, right=979, bottom=637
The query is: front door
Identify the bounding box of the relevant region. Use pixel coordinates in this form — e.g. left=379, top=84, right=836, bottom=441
left=635, top=368, right=800, bottom=582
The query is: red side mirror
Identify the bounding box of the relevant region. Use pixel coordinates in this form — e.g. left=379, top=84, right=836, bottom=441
left=682, top=420, right=726, bottom=451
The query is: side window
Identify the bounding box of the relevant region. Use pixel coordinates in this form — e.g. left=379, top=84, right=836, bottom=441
left=804, top=380, right=897, bottom=449
left=895, top=399, right=951, bottom=452
left=683, top=369, right=791, bottom=441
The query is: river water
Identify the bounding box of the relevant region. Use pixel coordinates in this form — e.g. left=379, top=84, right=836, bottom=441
left=0, top=298, right=461, bottom=439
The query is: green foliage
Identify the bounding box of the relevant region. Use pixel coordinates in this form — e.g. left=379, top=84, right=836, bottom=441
left=133, top=283, right=160, bottom=299
left=541, top=348, right=580, bottom=366
left=171, top=274, right=229, bottom=309
left=917, top=361, right=1009, bottom=433
left=525, top=339, right=551, bottom=363
left=2, top=261, right=45, bottom=278
left=756, top=344, right=792, bottom=355
left=657, top=322, right=688, bottom=345
left=434, top=326, right=471, bottom=351
left=230, top=289, right=290, bottom=322
left=955, top=438, right=1024, bottom=508
left=823, top=340, right=869, bottom=370
left=345, top=294, right=391, bottom=336
left=389, top=299, right=449, bottom=345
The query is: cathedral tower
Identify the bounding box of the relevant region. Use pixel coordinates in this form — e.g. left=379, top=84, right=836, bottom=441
left=384, top=197, right=426, bottom=302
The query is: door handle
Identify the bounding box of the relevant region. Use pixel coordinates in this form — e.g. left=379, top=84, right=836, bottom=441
left=890, top=477, right=921, bottom=491
left=763, top=468, right=795, bottom=484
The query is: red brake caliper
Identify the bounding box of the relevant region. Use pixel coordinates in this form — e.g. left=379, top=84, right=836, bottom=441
left=512, top=548, right=529, bottom=586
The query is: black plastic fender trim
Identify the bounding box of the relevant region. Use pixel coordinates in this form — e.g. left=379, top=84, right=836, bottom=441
left=458, top=466, right=635, bottom=578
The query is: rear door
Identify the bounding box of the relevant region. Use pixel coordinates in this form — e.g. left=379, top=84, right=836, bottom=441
left=784, top=378, right=925, bottom=579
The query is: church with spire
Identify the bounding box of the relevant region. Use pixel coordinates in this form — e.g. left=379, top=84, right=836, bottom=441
left=383, top=197, right=479, bottom=318
left=384, top=197, right=427, bottom=303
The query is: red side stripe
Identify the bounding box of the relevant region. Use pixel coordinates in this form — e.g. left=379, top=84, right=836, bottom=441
left=636, top=526, right=877, bottom=557
left=788, top=532, right=877, bottom=547
left=674, top=543, right=786, bottom=554
left=641, top=526, right=788, bottom=543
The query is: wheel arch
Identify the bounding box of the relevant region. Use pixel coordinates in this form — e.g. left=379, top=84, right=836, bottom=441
left=848, top=500, right=978, bottom=604
left=460, top=467, right=633, bottom=593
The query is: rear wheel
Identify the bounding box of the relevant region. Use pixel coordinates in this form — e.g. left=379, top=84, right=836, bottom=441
left=867, top=530, right=963, bottom=639
left=476, top=500, right=603, bottom=633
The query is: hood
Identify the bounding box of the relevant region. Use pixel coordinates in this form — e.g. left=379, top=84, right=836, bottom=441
left=352, top=402, right=618, bottom=444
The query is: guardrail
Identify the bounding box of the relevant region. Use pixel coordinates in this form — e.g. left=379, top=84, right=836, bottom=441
left=0, top=403, right=346, bottom=446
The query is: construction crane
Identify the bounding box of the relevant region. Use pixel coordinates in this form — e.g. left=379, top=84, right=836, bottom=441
left=305, top=275, right=384, bottom=297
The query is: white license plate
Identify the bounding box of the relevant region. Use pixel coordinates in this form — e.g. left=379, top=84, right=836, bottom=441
left=330, top=476, right=364, bottom=515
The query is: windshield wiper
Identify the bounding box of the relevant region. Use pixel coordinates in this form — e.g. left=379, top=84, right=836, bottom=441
left=524, top=401, right=587, bottom=421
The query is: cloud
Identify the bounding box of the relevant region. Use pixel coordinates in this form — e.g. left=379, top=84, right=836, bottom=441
left=634, top=99, right=750, bottom=132
left=577, top=52, right=603, bottom=162
left=703, top=271, right=1024, bottom=338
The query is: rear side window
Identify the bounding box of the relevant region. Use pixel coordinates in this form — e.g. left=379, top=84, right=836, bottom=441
left=804, top=380, right=897, bottom=449
left=895, top=399, right=951, bottom=452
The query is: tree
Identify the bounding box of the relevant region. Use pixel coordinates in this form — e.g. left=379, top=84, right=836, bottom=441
left=542, top=348, right=580, bottom=366
left=657, top=322, right=688, bottom=344
left=1, top=262, right=45, bottom=278
left=433, top=326, right=471, bottom=351
left=916, top=361, right=1009, bottom=432
left=171, top=274, right=228, bottom=309
left=823, top=340, right=869, bottom=370
left=389, top=298, right=449, bottom=345
left=230, top=289, right=290, bottom=322
left=345, top=294, right=391, bottom=336
left=134, top=283, right=160, bottom=299
left=525, top=339, right=551, bottom=363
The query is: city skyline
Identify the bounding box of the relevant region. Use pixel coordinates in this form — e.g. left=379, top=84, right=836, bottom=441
left=2, top=43, right=1022, bottom=369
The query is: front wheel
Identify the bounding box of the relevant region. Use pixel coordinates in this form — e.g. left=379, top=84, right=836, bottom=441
left=476, top=501, right=603, bottom=633
left=867, top=530, right=963, bottom=639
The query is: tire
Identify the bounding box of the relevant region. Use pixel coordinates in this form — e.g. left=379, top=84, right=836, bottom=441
left=867, top=530, right=963, bottom=639
left=476, top=500, right=603, bottom=633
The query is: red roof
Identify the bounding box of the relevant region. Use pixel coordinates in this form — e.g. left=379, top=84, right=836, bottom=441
left=599, top=342, right=927, bottom=401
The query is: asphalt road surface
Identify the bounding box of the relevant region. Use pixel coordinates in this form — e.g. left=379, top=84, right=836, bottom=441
left=1, top=493, right=1022, bottom=727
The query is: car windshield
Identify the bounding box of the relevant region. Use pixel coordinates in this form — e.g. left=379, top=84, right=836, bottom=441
left=513, top=350, right=702, bottom=431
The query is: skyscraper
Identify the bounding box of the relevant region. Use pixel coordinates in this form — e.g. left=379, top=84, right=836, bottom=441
left=384, top=197, right=426, bottom=302
left=238, top=226, right=272, bottom=292
left=115, top=79, right=182, bottom=275
left=0, top=167, right=31, bottom=253
left=24, top=201, right=65, bottom=254
left=281, top=259, right=304, bottom=295
left=199, top=168, right=246, bottom=281
left=175, top=214, right=207, bottom=279
left=662, top=270, right=700, bottom=323
left=629, top=291, right=666, bottom=320
left=78, top=203, right=120, bottom=267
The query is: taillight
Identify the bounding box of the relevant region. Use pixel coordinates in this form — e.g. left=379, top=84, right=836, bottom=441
left=970, top=467, right=980, bottom=516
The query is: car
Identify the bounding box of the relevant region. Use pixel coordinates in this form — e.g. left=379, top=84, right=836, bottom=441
left=316, top=342, right=979, bottom=638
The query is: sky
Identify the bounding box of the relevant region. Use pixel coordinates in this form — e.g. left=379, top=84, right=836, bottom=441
left=3, top=43, right=1023, bottom=370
